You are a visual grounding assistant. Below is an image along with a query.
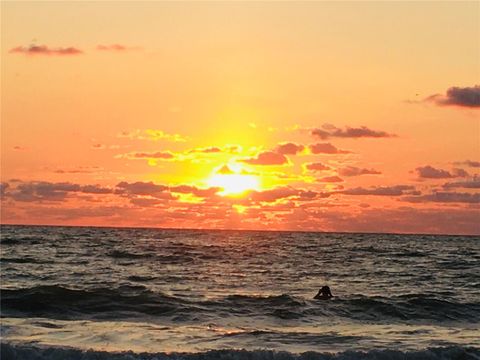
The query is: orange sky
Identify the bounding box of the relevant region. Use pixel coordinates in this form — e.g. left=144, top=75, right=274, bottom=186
left=1, top=1, right=479, bottom=234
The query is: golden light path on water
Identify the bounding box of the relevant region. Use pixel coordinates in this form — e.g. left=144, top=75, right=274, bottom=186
left=3, top=318, right=479, bottom=354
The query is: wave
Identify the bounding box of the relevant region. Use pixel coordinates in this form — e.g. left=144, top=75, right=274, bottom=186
left=2, top=286, right=480, bottom=323
left=0, top=285, right=190, bottom=320
left=2, top=344, right=479, bottom=360
left=107, top=250, right=153, bottom=259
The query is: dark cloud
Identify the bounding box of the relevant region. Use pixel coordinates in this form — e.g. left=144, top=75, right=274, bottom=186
left=10, top=45, right=83, bottom=56
left=454, top=160, right=480, bottom=168
left=309, top=143, right=350, bottom=154
left=0, top=183, right=9, bottom=198
left=314, top=207, right=480, bottom=235
left=115, top=181, right=168, bottom=196
left=312, top=124, right=395, bottom=139
left=338, top=166, right=381, bottom=177
left=340, top=185, right=416, bottom=196
left=443, top=179, right=480, bottom=189
left=416, top=165, right=469, bottom=179
left=115, top=181, right=220, bottom=201
left=427, top=85, right=480, bottom=108
left=80, top=185, right=112, bottom=194
left=4, top=181, right=112, bottom=202
left=305, top=162, right=331, bottom=171
left=249, top=187, right=306, bottom=203
left=54, top=166, right=102, bottom=174
left=403, top=192, right=480, bottom=204
left=275, top=143, right=305, bottom=155
left=129, top=198, right=166, bottom=207
left=170, top=185, right=220, bottom=198
left=240, top=151, right=289, bottom=166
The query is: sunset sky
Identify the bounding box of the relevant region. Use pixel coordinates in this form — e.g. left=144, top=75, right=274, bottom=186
left=1, top=1, right=479, bottom=234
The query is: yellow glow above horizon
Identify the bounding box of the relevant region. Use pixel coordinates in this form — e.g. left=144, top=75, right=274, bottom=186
left=207, top=173, right=260, bottom=196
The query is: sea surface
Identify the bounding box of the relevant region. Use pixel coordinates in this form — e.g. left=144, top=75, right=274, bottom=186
left=1, top=225, right=479, bottom=359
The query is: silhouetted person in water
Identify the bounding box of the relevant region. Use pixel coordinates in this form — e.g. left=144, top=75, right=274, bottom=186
left=314, top=285, right=333, bottom=300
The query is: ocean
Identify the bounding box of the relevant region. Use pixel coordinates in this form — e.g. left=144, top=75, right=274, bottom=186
left=1, top=225, right=479, bottom=359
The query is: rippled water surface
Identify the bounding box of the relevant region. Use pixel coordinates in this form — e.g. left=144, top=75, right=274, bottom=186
left=1, top=225, right=479, bottom=358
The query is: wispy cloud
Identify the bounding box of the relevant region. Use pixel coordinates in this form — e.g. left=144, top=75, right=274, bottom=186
left=3, top=181, right=111, bottom=202
left=340, top=185, right=416, bottom=196
left=454, top=160, right=480, bottom=168
left=10, top=45, right=83, bottom=56
left=116, top=151, right=176, bottom=160
left=311, top=124, right=396, bottom=139
left=338, top=166, right=381, bottom=177
left=118, top=129, right=188, bottom=142
left=402, top=192, right=480, bottom=204
left=96, top=44, right=138, bottom=52
left=443, top=179, right=480, bottom=189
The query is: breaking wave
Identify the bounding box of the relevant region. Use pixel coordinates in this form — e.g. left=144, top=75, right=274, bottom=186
left=2, top=344, right=479, bottom=360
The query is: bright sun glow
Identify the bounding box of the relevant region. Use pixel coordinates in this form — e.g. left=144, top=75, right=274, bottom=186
left=207, top=174, right=260, bottom=196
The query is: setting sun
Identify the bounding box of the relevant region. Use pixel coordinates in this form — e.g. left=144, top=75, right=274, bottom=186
left=207, top=173, right=260, bottom=196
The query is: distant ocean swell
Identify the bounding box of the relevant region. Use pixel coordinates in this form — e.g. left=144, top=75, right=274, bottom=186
left=2, top=285, right=480, bottom=323
left=2, top=344, right=480, bottom=360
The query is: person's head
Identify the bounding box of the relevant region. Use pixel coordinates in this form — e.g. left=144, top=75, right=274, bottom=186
left=321, top=285, right=330, bottom=292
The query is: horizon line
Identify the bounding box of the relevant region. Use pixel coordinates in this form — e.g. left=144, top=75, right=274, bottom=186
left=1, top=222, right=478, bottom=238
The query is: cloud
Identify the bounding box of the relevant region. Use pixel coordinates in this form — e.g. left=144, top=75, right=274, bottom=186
left=240, top=151, right=289, bottom=166
left=248, top=187, right=314, bottom=203
left=311, top=124, right=395, bottom=139
left=305, top=162, right=331, bottom=171
left=340, top=185, right=416, bottom=196
left=10, top=45, right=83, bottom=56
left=129, top=198, right=166, bottom=207
left=309, top=143, right=350, bottom=154
left=275, top=142, right=305, bottom=155
left=96, top=44, right=138, bottom=52
left=315, top=207, right=480, bottom=235
left=415, top=165, right=468, bottom=179
left=216, top=165, right=235, bottom=175
left=3, top=181, right=112, bottom=202
left=427, top=85, right=480, bottom=108
left=443, top=179, right=480, bottom=189
left=403, top=192, right=480, bottom=204
left=53, top=166, right=102, bottom=174
left=117, top=151, right=175, bottom=160
left=115, top=181, right=168, bottom=196
left=118, top=129, right=188, bottom=142
left=338, top=166, right=381, bottom=177
left=189, top=147, right=222, bottom=154
left=115, top=181, right=220, bottom=202
left=318, top=176, right=344, bottom=183
left=170, top=185, right=220, bottom=198
left=454, top=160, right=480, bottom=168
left=0, top=182, right=9, bottom=198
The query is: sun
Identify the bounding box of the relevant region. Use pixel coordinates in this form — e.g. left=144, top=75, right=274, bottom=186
left=207, top=165, right=260, bottom=196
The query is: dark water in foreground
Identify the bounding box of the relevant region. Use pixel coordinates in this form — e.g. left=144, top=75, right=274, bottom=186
left=1, top=225, right=479, bottom=359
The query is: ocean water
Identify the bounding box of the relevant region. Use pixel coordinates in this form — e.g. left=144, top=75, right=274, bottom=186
left=1, top=225, right=479, bottom=359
